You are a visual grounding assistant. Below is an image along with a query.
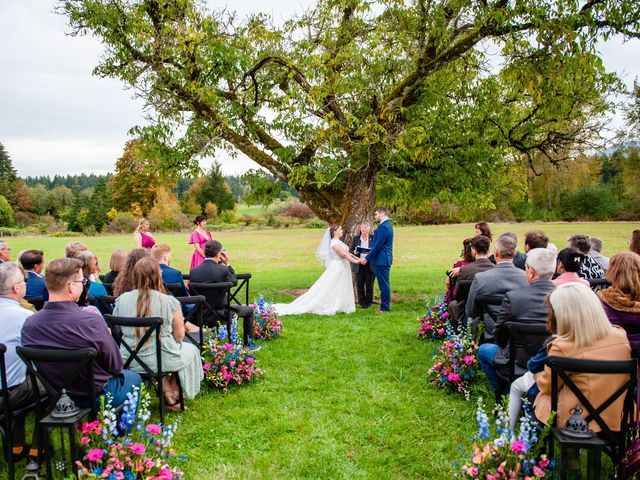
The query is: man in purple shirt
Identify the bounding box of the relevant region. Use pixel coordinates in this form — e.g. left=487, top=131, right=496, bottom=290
left=21, top=258, right=140, bottom=407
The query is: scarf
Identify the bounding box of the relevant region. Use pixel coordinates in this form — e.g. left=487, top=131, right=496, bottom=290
left=598, top=287, right=640, bottom=314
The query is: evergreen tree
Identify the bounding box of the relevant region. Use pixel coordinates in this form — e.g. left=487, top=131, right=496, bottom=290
left=65, top=185, right=84, bottom=232
left=195, top=163, right=235, bottom=213
left=87, top=177, right=112, bottom=232
left=0, top=142, right=18, bottom=206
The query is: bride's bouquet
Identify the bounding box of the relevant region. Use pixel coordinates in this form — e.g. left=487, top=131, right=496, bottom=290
left=252, top=296, right=283, bottom=341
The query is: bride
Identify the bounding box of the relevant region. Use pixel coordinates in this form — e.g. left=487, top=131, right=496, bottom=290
left=274, top=224, right=360, bottom=315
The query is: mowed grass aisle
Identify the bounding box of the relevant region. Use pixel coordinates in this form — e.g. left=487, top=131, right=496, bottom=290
left=4, top=222, right=635, bottom=478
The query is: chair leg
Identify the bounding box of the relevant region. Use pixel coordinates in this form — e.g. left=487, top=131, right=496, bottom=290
left=176, top=375, right=185, bottom=412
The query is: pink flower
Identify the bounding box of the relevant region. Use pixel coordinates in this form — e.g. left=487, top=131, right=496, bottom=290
left=158, top=467, right=173, bottom=479
left=539, top=458, right=550, bottom=468
left=146, top=424, right=162, bottom=435
left=224, top=343, right=233, bottom=351
left=463, top=355, right=475, bottom=365
left=128, top=443, right=146, bottom=455
left=533, top=466, right=546, bottom=477
left=223, top=373, right=232, bottom=381
left=447, top=373, right=460, bottom=382
left=437, top=328, right=445, bottom=335
left=87, top=448, right=104, bottom=462
left=510, top=440, right=527, bottom=454
left=81, top=436, right=90, bottom=445
left=246, top=357, right=255, bottom=364
left=203, top=363, right=211, bottom=371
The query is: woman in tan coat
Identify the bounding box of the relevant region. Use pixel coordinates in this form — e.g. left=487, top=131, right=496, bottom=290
left=534, top=282, right=631, bottom=432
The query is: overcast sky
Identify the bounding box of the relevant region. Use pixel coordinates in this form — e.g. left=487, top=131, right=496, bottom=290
left=1, top=0, right=638, bottom=179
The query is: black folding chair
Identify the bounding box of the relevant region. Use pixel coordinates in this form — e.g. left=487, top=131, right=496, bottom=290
left=0, top=344, right=41, bottom=480
left=546, top=355, right=637, bottom=477
left=175, top=296, right=206, bottom=349
left=103, top=315, right=184, bottom=424
left=450, top=279, right=473, bottom=330
left=502, top=322, right=549, bottom=383
left=181, top=274, right=190, bottom=281
left=188, top=282, right=234, bottom=338
left=16, top=346, right=98, bottom=479
left=97, top=295, right=117, bottom=316
left=474, top=294, right=505, bottom=343
left=163, top=282, right=185, bottom=297
left=23, top=296, right=44, bottom=312
left=587, top=278, right=611, bottom=289
left=229, top=273, right=252, bottom=306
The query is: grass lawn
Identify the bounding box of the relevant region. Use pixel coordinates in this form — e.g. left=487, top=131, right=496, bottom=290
left=1, top=222, right=636, bottom=478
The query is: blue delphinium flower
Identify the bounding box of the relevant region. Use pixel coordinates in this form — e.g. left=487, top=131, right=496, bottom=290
left=476, top=398, right=491, bottom=439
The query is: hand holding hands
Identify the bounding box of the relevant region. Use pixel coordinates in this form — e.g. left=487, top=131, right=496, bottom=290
left=359, top=257, right=367, bottom=265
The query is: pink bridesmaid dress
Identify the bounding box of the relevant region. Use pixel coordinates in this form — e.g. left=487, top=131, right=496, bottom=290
left=189, top=229, right=213, bottom=270
left=140, top=231, right=156, bottom=249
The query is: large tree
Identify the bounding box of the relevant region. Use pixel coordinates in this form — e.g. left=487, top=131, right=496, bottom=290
left=61, top=0, right=639, bottom=233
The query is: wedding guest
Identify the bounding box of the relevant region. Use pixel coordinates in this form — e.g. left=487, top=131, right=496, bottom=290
left=103, top=248, right=127, bottom=284
left=523, top=230, right=549, bottom=252
left=534, top=282, right=631, bottom=432
left=21, top=258, right=142, bottom=408
left=478, top=248, right=555, bottom=394
left=113, top=248, right=150, bottom=296
left=75, top=251, right=108, bottom=309
left=152, top=244, right=188, bottom=297
left=134, top=218, right=156, bottom=249
left=64, top=242, right=88, bottom=258
left=546, top=243, right=558, bottom=255
left=350, top=221, right=376, bottom=308
left=190, top=240, right=260, bottom=350
left=568, top=234, right=605, bottom=285
left=444, top=238, right=474, bottom=303
left=598, top=252, right=640, bottom=347
left=630, top=230, right=640, bottom=256
left=466, top=234, right=527, bottom=342
left=0, top=262, right=44, bottom=466
left=0, top=240, right=11, bottom=263
left=588, top=237, right=609, bottom=270
left=20, top=250, right=48, bottom=301
left=188, top=215, right=213, bottom=271
left=113, top=257, right=203, bottom=409
left=490, top=232, right=526, bottom=270
left=553, top=247, right=590, bottom=287
left=475, top=222, right=493, bottom=241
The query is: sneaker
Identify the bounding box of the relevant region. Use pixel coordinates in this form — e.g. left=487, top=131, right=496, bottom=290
left=25, top=457, right=40, bottom=472
left=248, top=341, right=261, bottom=352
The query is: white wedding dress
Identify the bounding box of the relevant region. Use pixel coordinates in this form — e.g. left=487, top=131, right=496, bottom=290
left=274, top=238, right=356, bottom=316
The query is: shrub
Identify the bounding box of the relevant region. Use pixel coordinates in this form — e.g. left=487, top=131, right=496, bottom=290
left=218, top=209, right=237, bottom=224
left=148, top=188, right=183, bottom=231
left=277, top=201, right=314, bottom=219
left=559, top=185, right=623, bottom=221
left=0, top=195, right=14, bottom=227
left=107, top=211, right=138, bottom=233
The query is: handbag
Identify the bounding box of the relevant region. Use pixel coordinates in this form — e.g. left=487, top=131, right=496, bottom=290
left=619, top=359, right=640, bottom=479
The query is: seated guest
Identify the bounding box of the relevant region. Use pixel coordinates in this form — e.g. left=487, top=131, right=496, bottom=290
left=152, top=244, right=188, bottom=297
left=103, top=248, right=127, bottom=284
left=534, top=283, right=631, bottom=432
left=523, top=230, right=549, bottom=252
left=21, top=258, right=141, bottom=408
left=629, top=230, right=640, bottom=256
left=20, top=250, right=48, bottom=301
left=75, top=251, right=109, bottom=312
left=589, top=237, right=609, bottom=270
left=113, top=248, right=150, bottom=296
left=489, top=232, right=527, bottom=270
left=553, top=248, right=590, bottom=287
left=0, top=262, right=45, bottom=466
left=568, top=234, right=605, bottom=287
left=0, top=240, right=11, bottom=263
left=477, top=248, right=556, bottom=394
left=598, top=252, right=640, bottom=348
left=466, top=235, right=528, bottom=342
left=449, top=235, right=494, bottom=325
left=64, top=242, right=87, bottom=258
left=444, top=238, right=474, bottom=304
left=190, top=240, right=260, bottom=351
left=112, top=257, right=202, bottom=409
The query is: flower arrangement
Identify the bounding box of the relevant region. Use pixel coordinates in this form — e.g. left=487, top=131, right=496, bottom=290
left=417, top=295, right=449, bottom=340
left=251, top=296, right=283, bottom=341
left=428, top=327, right=478, bottom=398
left=458, top=398, right=553, bottom=479
left=201, top=321, right=263, bottom=391
left=75, top=386, right=184, bottom=479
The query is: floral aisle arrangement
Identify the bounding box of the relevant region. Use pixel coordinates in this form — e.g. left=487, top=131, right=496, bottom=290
left=201, top=321, right=263, bottom=391
left=75, top=386, right=184, bottom=479
left=458, top=398, right=553, bottom=479
left=417, top=295, right=449, bottom=340
left=428, top=327, right=478, bottom=398
left=251, top=296, right=283, bottom=341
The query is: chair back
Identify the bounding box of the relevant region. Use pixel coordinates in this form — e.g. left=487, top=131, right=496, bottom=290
left=102, top=282, right=114, bottom=296
left=97, top=295, right=118, bottom=316
left=475, top=294, right=505, bottom=342
left=24, top=295, right=45, bottom=311
left=16, top=346, right=98, bottom=418
left=163, top=282, right=184, bottom=297
left=188, top=282, right=234, bottom=328
left=453, top=279, right=473, bottom=304
left=546, top=355, right=637, bottom=460
left=175, top=295, right=205, bottom=348
left=0, top=344, right=11, bottom=420
left=587, top=278, right=611, bottom=289
left=230, top=273, right=252, bottom=306
left=504, top=322, right=549, bottom=381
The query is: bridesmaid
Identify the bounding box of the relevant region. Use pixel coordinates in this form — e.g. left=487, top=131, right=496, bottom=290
left=188, top=215, right=213, bottom=270
left=134, top=218, right=156, bottom=249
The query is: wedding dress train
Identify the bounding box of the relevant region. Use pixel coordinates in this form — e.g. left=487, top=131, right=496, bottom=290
left=273, top=238, right=356, bottom=316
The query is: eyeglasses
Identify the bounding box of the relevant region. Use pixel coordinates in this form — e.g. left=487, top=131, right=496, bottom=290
left=68, top=278, right=88, bottom=286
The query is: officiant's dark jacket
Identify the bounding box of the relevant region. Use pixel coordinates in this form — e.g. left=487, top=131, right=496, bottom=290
left=350, top=234, right=375, bottom=274
left=189, top=258, right=237, bottom=314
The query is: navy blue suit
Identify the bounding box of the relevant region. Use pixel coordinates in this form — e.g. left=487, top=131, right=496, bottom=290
left=26, top=271, right=48, bottom=301
left=366, top=219, right=394, bottom=311
left=160, top=264, right=188, bottom=297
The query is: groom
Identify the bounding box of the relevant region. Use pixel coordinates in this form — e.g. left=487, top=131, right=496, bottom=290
left=361, top=206, right=394, bottom=312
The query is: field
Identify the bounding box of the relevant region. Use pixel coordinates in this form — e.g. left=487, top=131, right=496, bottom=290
left=2, top=222, right=636, bottom=479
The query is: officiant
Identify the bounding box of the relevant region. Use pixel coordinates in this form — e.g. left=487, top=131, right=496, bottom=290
left=350, top=221, right=376, bottom=309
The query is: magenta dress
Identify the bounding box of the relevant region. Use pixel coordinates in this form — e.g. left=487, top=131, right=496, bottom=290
left=140, top=232, right=156, bottom=249
left=189, top=229, right=213, bottom=270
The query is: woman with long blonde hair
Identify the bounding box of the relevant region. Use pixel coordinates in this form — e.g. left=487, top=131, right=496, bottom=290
left=133, top=218, right=155, bottom=249
left=113, top=257, right=203, bottom=409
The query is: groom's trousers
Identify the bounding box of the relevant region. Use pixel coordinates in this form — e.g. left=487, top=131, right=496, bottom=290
left=374, top=265, right=391, bottom=311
